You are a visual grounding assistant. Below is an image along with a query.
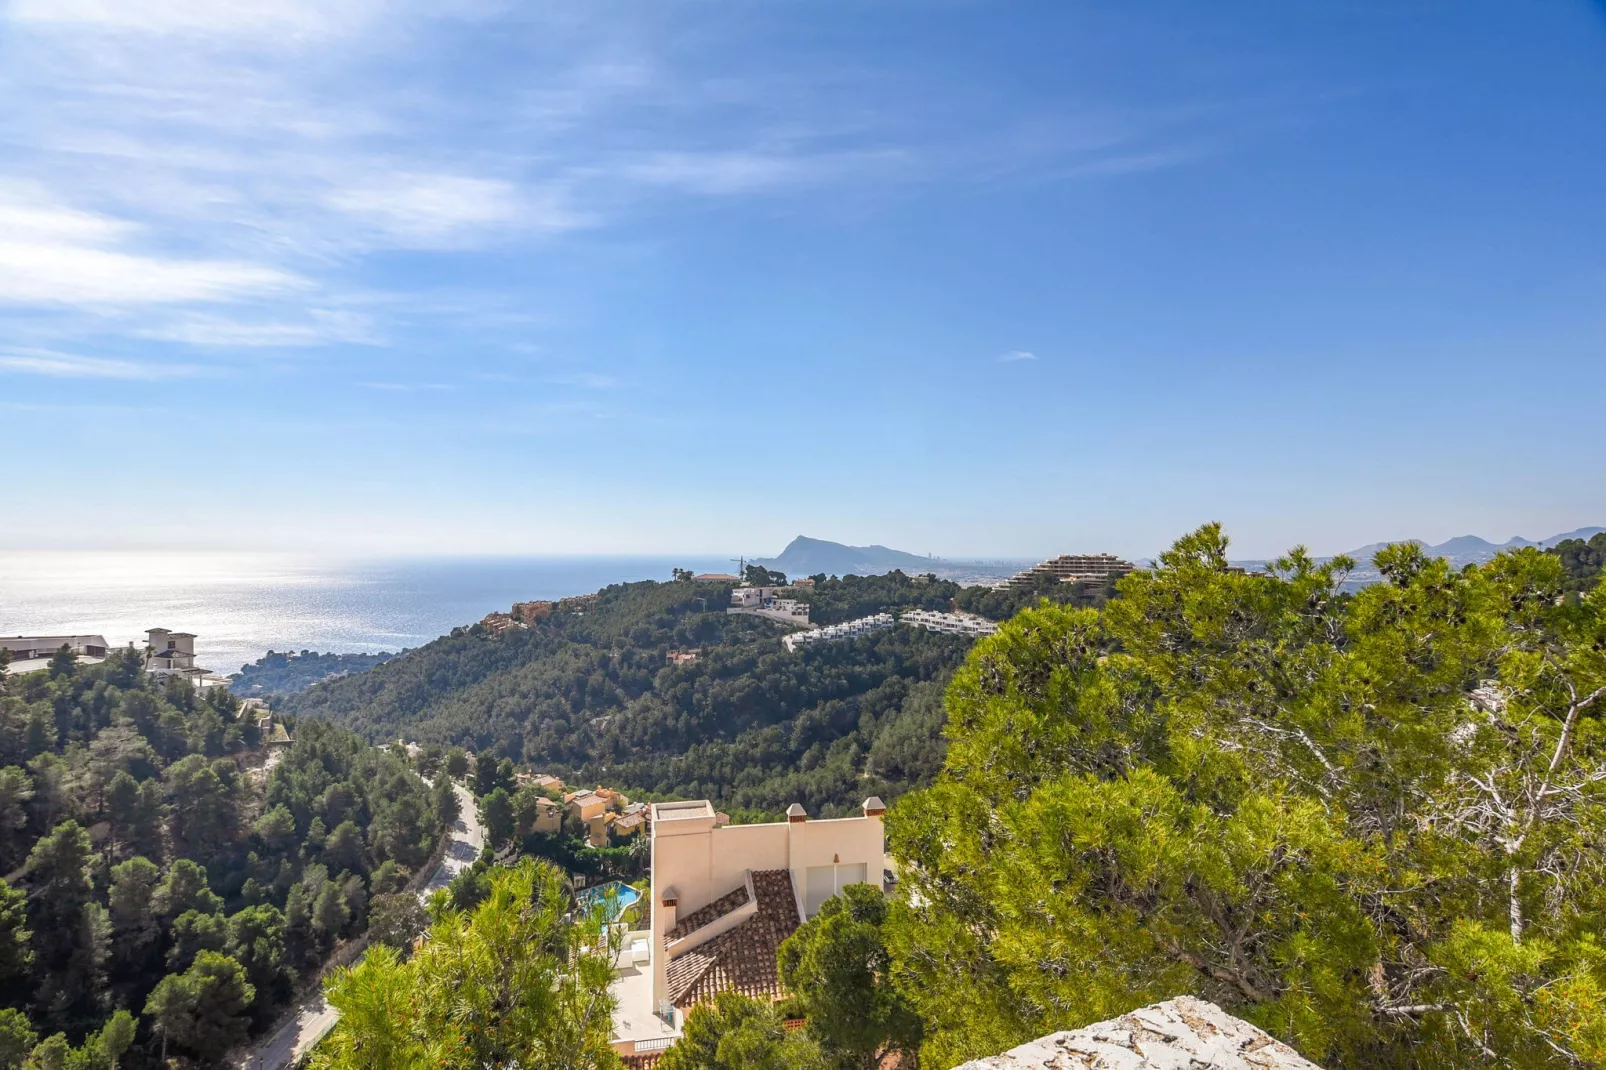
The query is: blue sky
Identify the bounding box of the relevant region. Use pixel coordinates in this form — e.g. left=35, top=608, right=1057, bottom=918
left=2, top=1, right=1603, bottom=560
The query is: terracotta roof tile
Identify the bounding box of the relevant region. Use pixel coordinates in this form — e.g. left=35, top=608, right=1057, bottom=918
left=665, top=869, right=800, bottom=1009
left=665, top=883, right=750, bottom=943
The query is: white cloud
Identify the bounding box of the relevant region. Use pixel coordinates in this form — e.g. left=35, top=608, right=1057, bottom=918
left=621, top=151, right=822, bottom=195
left=0, top=186, right=303, bottom=308
left=0, top=198, right=133, bottom=244
left=998, top=350, right=1038, bottom=362
left=0, top=242, right=301, bottom=307
left=617, top=148, right=909, bottom=196
left=547, top=372, right=621, bottom=390
left=7, top=0, right=385, bottom=39
left=0, top=349, right=210, bottom=379
left=324, top=173, right=585, bottom=246
left=0, top=0, right=1229, bottom=354
left=358, top=380, right=453, bottom=392
left=139, top=309, right=379, bottom=347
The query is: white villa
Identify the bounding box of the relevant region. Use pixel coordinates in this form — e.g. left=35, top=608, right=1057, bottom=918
left=144, top=628, right=225, bottom=688
left=727, top=586, right=812, bottom=627
left=609, top=796, right=889, bottom=1060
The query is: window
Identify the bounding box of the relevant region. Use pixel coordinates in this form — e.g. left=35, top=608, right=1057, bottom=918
left=804, top=862, right=869, bottom=916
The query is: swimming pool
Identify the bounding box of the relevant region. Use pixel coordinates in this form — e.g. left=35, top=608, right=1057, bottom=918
left=578, top=880, right=642, bottom=921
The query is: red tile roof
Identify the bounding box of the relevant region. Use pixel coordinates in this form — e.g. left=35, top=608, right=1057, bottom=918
left=665, top=883, right=751, bottom=944
left=665, top=869, right=800, bottom=1009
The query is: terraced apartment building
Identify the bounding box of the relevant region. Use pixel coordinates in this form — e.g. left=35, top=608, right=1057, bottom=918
left=1002, top=551, right=1136, bottom=590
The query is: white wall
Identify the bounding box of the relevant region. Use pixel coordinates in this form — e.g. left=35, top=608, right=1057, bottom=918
left=788, top=816, right=886, bottom=919
left=709, top=823, right=790, bottom=883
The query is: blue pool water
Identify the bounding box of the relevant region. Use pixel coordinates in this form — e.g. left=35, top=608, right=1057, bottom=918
left=579, top=880, right=642, bottom=920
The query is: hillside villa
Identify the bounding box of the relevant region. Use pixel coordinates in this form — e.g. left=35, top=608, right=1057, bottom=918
left=726, top=585, right=811, bottom=627
left=565, top=787, right=643, bottom=847
left=144, top=628, right=227, bottom=689
left=608, top=796, right=888, bottom=1060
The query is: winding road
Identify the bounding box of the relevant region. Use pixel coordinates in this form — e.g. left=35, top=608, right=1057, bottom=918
left=234, top=781, right=482, bottom=1069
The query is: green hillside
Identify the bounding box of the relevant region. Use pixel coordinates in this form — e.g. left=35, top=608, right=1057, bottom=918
left=1548, top=531, right=1606, bottom=597
left=0, top=649, right=441, bottom=1066
left=280, top=571, right=1107, bottom=816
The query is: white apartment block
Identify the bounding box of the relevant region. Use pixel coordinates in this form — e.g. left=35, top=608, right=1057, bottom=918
left=781, top=612, right=893, bottom=652
left=899, top=609, right=1000, bottom=638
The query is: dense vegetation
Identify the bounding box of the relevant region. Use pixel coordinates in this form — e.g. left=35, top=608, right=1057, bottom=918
left=1549, top=532, right=1606, bottom=597
left=230, top=650, right=400, bottom=699
left=321, top=527, right=1606, bottom=1068
left=0, top=650, right=441, bottom=1067
left=313, top=859, right=617, bottom=1069
left=784, top=568, right=1108, bottom=627
left=885, top=527, right=1606, bottom=1067
left=282, top=574, right=1019, bottom=816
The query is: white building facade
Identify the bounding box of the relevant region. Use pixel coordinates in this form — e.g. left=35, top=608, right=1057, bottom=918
left=900, top=609, right=1000, bottom=638
left=782, top=612, right=894, bottom=652
left=144, top=629, right=225, bottom=688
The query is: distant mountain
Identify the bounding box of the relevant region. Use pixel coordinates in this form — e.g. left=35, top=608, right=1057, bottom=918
left=1540, top=526, right=1606, bottom=548
left=755, top=536, right=945, bottom=578
left=1341, top=539, right=1425, bottom=563
left=1341, top=527, right=1605, bottom=567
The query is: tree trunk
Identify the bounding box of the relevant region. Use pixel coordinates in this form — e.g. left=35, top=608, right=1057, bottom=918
left=1508, top=864, right=1524, bottom=942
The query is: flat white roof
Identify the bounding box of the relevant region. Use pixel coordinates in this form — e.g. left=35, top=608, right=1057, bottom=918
left=2, top=635, right=110, bottom=649
left=4, top=655, right=105, bottom=676
left=651, top=800, right=715, bottom=822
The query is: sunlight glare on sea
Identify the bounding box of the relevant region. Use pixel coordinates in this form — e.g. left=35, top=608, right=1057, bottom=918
left=0, top=552, right=731, bottom=675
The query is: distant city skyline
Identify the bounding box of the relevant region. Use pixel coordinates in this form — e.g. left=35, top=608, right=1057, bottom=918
left=2, top=2, right=1603, bottom=561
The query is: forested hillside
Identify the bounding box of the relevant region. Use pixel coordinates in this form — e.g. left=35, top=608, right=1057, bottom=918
left=0, top=649, right=442, bottom=1067
left=1549, top=531, right=1606, bottom=596
left=887, top=529, right=1606, bottom=1068
left=320, top=529, right=1606, bottom=1069
left=230, top=649, right=400, bottom=699
left=281, top=572, right=1091, bottom=815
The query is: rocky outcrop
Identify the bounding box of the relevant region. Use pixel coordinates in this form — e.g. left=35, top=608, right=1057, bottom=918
left=954, top=997, right=1321, bottom=1070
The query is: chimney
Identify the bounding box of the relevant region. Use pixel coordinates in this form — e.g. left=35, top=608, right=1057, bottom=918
left=786, top=803, right=808, bottom=824
left=862, top=797, right=886, bottom=817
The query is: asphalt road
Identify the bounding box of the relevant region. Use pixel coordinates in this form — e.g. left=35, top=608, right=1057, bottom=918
left=234, top=781, right=482, bottom=1069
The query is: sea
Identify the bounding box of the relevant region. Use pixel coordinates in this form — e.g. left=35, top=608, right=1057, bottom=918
left=0, top=552, right=737, bottom=677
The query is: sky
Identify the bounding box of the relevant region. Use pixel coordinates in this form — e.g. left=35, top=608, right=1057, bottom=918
left=2, top=0, right=1604, bottom=562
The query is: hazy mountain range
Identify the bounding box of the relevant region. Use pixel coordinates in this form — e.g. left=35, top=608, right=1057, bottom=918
left=1339, top=527, right=1606, bottom=567
left=752, top=529, right=1606, bottom=586
left=753, top=536, right=1023, bottom=581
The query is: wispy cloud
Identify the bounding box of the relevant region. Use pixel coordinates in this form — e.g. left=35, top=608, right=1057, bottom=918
left=358, top=380, right=454, bottom=392
left=0, top=185, right=304, bottom=309
left=138, top=309, right=379, bottom=347
left=998, top=350, right=1038, bottom=363
left=0, top=348, right=213, bottom=379
left=0, top=1, right=1238, bottom=359
left=325, top=173, right=587, bottom=247
left=547, top=372, right=622, bottom=390
left=6, top=0, right=390, bottom=39
left=616, top=147, right=910, bottom=196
